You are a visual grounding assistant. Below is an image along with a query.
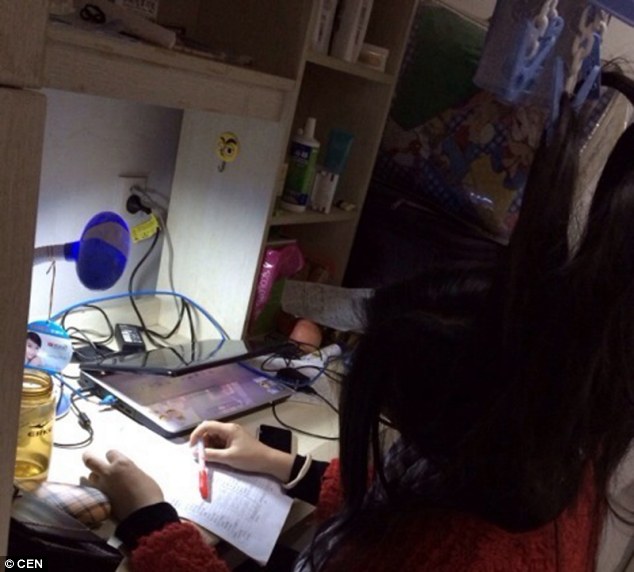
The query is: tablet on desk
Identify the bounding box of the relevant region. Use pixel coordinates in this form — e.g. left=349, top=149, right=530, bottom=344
left=79, top=361, right=294, bottom=438
left=81, top=337, right=295, bottom=376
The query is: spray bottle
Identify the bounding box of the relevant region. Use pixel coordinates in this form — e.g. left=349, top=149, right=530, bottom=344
left=280, top=117, right=320, bottom=213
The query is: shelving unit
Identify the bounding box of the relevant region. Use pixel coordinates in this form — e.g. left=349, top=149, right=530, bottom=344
left=304, top=51, right=396, bottom=85
left=271, top=0, right=417, bottom=285
left=44, top=24, right=297, bottom=121
left=270, top=207, right=357, bottom=227
left=0, top=0, right=417, bottom=552
left=40, top=0, right=417, bottom=339
left=157, top=0, right=417, bottom=338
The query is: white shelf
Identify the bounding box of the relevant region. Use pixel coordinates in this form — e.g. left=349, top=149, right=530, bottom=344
left=270, top=206, right=357, bottom=226
left=43, top=23, right=297, bottom=121
left=305, top=51, right=395, bottom=85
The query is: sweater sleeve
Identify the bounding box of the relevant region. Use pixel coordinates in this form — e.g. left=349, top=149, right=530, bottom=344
left=116, top=503, right=230, bottom=572
left=116, top=502, right=181, bottom=549
left=314, top=459, right=344, bottom=522
left=285, top=454, right=329, bottom=504
left=130, top=521, right=230, bottom=572
left=284, top=457, right=343, bottom=521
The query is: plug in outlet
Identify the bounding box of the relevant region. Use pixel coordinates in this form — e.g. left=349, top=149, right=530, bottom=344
left=118, top=175, right=147, bottom=217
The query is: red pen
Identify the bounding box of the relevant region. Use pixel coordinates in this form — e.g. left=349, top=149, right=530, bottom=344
left=197, top=440, right=210, bottom=501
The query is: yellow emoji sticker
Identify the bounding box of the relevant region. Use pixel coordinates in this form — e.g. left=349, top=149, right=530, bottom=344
left=217, top=132, right=240, bottom=171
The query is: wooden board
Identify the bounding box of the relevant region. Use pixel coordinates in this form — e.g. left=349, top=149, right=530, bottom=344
left=0, top=88, right=46, bottom=554
left=0, top=0, right=48, bottom=87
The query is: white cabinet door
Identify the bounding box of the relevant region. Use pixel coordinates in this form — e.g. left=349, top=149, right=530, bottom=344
left=157, top=110, right=287, bottom=339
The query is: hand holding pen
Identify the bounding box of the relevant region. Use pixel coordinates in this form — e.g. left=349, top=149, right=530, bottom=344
left=189, top=421, right=295, bottom=483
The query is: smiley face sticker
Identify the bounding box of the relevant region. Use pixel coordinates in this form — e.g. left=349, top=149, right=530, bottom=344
left=216, top=132, right=240, bottom=172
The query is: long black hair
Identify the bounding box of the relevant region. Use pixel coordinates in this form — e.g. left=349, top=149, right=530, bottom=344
left=563, top=72, right=634, bottom=506
left=301, top=71, right=634, bottom=569
left=441, top=72, right=634, bottom=530
left=298, top=262, right=497, bottom=571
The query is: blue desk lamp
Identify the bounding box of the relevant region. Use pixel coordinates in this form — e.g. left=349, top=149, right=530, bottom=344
left=32, top=211, right=131, bottom=290
left=28, top=211, right=131, bottom=416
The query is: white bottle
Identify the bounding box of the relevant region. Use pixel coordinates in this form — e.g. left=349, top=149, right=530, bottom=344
left=311, top=170, right=339, bottom=214
left=281, top=117, right=321, bottom=213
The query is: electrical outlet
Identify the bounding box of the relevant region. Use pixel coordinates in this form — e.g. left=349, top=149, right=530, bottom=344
left=118, top=175, right=147, bottom=216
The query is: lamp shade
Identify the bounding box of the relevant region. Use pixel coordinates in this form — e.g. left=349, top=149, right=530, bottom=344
left=33, top=211, right=131, bottom=290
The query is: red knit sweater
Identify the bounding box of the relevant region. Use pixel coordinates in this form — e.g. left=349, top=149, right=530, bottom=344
left=129, top=459, right=603, bottom=572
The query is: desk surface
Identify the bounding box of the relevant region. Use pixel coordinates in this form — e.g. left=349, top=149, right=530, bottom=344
left=47, top=365, right=340, bottom=568
left=46, top=348, right=634, bottom=572
left=50, top=369, right=339, bottom=478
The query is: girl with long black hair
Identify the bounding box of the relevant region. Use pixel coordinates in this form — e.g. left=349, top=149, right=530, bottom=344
left=83, top=71, right=634, bottom=571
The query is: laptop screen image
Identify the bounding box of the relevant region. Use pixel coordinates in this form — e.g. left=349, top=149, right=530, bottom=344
left=80, top=361, right=294, bottom=438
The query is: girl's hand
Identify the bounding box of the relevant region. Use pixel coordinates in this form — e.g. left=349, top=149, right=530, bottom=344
left=189, top=421, right=294, bottom=483
left=82, top=449, right=164, bottom=521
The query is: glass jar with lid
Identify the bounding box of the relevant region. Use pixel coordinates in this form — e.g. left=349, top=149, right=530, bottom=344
left=14, top=369, right=56, bottom=482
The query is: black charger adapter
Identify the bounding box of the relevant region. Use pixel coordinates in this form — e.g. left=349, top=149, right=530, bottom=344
left=114, top=323, right=146, bottom=354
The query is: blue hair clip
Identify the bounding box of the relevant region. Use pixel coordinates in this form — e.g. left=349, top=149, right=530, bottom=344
left=590, top=0, right=634, bottom=25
